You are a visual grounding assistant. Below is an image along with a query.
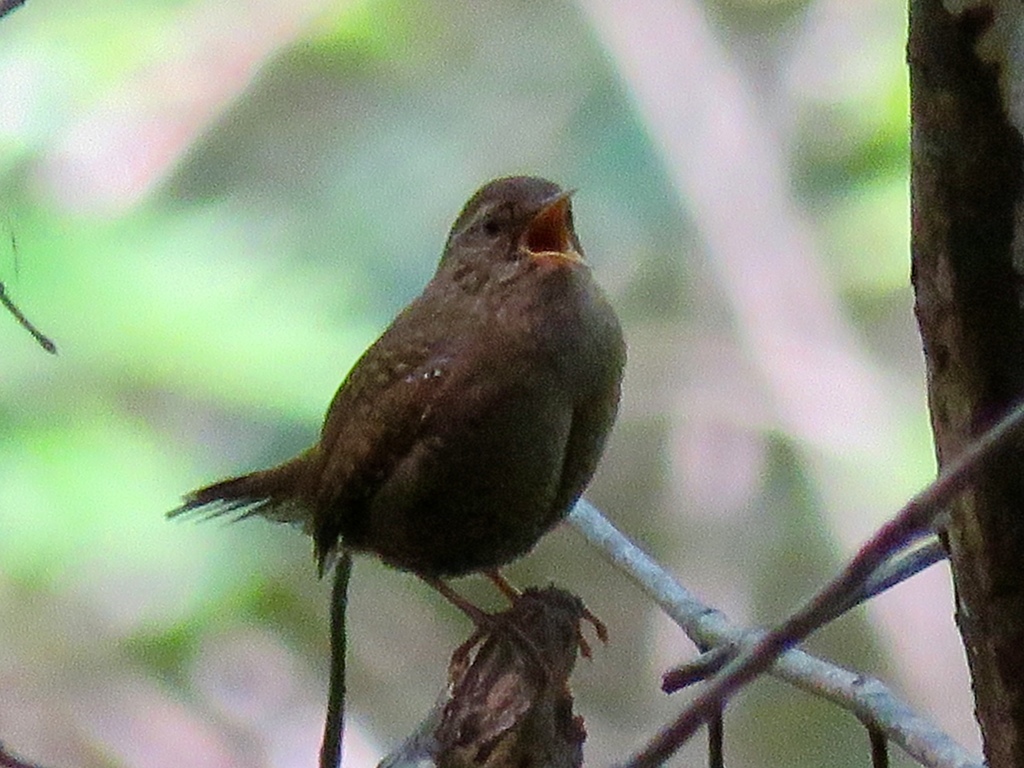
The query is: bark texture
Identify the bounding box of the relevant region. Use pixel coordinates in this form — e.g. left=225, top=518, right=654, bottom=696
left=909, top=2, right=1024, bottom=765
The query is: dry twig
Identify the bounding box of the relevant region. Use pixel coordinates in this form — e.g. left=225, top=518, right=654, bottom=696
left=379, top=587, right=591, bottom=768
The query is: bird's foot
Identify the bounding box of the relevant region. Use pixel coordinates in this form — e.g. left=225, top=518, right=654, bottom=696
left=426, top=578, right=550, bottom=682
left=577, top=603, right=608, bottom=658
left=485, top=571, right=609, bottom=659
left=422, top=576, right=492, bottom=625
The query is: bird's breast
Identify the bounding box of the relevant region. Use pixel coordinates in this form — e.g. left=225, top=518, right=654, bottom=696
left=495, top=263, right=624, bottom=397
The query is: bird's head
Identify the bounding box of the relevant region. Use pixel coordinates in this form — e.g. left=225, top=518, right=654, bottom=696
left=441, top=176, right=584, bottom=270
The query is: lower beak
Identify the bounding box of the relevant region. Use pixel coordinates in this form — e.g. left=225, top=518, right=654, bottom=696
left=520, top=192, right=583, bottom=263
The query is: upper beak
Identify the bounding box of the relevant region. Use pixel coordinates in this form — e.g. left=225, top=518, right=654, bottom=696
left=520, top=190, right=583, bottom=263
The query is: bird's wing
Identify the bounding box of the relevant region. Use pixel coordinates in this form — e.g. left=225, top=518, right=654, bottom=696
left=552, top=375, right=623, bottom=517
left=307, top=300, right=468, bottom=565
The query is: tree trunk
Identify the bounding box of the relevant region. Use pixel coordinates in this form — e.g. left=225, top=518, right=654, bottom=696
left=909, top=2, right=1024, bottom=765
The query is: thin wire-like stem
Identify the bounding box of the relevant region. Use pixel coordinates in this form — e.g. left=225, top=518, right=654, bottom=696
left=320, top=550, right=353, bottom=768
left=707, top=709, right=724, bottom=768
left=0, top=282, right=57, bottom=354
left=871, top=726, right=890, bottom=768
left=835, top=538, right=946, bottom=620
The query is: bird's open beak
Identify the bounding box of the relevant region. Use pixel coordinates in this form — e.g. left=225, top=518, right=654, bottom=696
left=520, top=191, right=584, bottom=263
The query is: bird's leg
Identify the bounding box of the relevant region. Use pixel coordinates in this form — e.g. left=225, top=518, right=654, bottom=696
left=575, top=604, right=609, bottom=660
left=485, top=569, right=521, bottom=603
left=423, top=574, right=560, bottom=680
left=421, top=577, right=508, bottom=679
left=486, top=571, right=582, bottom=663
left=487, top=569, right=607, bottom=659
left=582, top=604, right=608, bottom=644
left=421, top=576, right=491, bottom=626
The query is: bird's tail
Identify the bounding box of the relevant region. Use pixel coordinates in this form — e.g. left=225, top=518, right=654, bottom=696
left=169, top=449, right=315, bottom=527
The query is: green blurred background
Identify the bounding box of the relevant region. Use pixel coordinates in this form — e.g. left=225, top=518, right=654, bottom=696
left=0, top=0, right=972, bottom=766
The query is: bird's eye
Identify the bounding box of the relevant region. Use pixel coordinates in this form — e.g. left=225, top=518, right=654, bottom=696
left=481, top=217, right=502, bottom=237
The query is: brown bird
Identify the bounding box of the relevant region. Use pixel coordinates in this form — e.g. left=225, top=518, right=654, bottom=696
left=171, top=176, right=625, bottom=602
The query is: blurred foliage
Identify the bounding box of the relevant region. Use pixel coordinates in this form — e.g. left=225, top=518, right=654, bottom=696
left=0, top=0, right=966, bottom=767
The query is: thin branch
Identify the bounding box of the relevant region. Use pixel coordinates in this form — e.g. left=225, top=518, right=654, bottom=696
left=663, top=537, right=947, bottom=693
left=839, top=538, right=946, bottom=618
left=568, top=501, right=984, bottom=768
left=0, top=282, right=57, bottom=354
left=707, top=710, right=724, bottom=768
left=320, top=550, right=353, bottom=768
left=871, top=725, right=891, bottom=768
left=662, top=646, right=733, bottom=693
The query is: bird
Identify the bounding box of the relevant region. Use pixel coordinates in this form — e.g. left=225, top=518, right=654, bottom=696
left=171, top=176, right=626, bottom=608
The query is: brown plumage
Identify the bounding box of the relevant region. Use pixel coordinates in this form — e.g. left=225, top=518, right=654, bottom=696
left=171, top=176, right=625, bottom=580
